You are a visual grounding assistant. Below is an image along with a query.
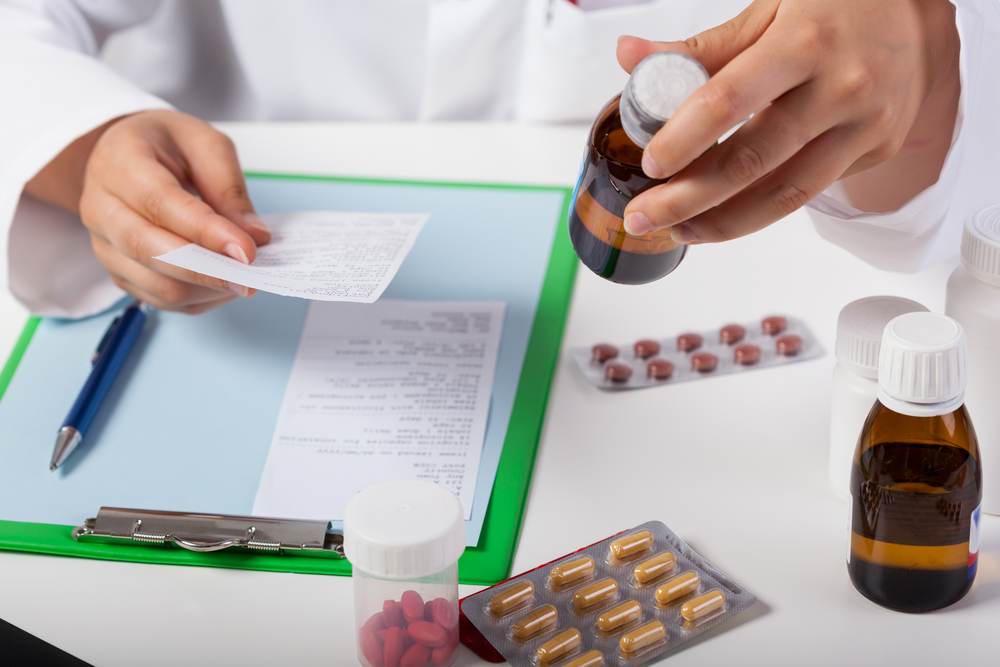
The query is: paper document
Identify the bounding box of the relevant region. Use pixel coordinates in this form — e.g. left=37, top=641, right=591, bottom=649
left=252, top=300, right=506, bottom=524
left=155, top=211, right=428, bottom=302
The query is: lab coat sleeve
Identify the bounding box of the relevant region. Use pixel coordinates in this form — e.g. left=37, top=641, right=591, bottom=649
left=0, top=0, right=172, bottom=318
left=804, top=0, right=998, bottom=273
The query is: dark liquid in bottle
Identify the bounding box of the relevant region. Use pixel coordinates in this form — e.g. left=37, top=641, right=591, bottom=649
left=568, top=96, right=686, bottom=284
left=848, top=440, right=980, bottom=612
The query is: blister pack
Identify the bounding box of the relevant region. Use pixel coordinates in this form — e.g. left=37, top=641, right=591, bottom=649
left=569, top=315, right=821, bottom=390
left=460, top=521, right=756, bottom=667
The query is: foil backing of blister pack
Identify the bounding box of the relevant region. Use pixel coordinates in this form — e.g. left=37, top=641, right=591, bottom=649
left=460, top=521, right=756, bottom=667
left=569, top=316, right=822, bottom=390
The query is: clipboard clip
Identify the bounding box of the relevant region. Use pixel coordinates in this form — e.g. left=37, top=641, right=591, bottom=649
left=73, top=507, right=344, bottom=558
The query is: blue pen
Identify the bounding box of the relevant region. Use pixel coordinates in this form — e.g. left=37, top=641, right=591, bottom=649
left=50, top=300, right=149, bottom=471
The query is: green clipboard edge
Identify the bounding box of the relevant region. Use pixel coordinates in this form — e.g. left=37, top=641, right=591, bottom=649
left=0, top=173, right=577, bottom=586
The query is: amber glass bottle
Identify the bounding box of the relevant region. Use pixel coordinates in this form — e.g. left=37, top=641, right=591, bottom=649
left=847, top=313, right=982, bottom=612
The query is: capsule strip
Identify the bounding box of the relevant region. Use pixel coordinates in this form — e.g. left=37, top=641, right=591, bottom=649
left=489, top=580, right=534, bottom=614
left=619, top=621, right=666, bottom=653
left=536, top=628, right=581, bottom=664
left=609, top=530, right=654, bottom=559
left=549, top=556, right=595, bottom=587
left=564, top=650, right=604, bottom=667
left=681, top=589, right=725, bottom=621
left=596, top=600, right=642, bottom=632
left=654, top=571, right=700, bottom=605
left=572, top=578, right=618, bottom=609
left=511, top=604, right=557, bottom=638
left=633, top=552, right=676, bottom=583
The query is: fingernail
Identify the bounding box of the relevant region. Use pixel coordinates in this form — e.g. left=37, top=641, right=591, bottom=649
left=624, top=212, right=653, bottom=236
left=224, top=242, right=249, bottom=264
left=223, top=281, right=249, bottom=298
left=671, top=224, right=698, bottom=244
left=617, top=35, right=629, bottom=44
left=642, top=152, right=667, bottom=179
left=243, top=212, right=270, bottom=234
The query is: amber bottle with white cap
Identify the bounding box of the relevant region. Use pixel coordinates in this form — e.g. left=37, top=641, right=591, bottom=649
left=568, top=51, right=709, bottom=284
left=847, top=312, right=982, bottom=612
left=829, top=296, right=928, bottom=499
left=945, top=202, right=1000, bottom=515
left=345, top=479, right=465, bottom=667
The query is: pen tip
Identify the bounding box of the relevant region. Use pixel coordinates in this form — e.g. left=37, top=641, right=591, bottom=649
left=50, top=464, right=57, bottom=472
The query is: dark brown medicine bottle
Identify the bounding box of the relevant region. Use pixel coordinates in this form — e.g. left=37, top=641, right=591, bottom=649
left=568, top=52, right=709, bottom=284
left=848, top=312, right=982, bottom=612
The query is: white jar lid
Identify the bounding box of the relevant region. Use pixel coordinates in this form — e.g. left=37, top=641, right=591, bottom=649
left=877, top=312, right=967, bottom=417
left=961, top=202, right=1000, bottom=287
left=344, top=479, right=465, bottom=579
left=835, top=296, right=928, bottom=379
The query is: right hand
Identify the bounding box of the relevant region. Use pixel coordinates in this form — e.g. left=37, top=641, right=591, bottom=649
left=78, top=110, right=271, bottom=314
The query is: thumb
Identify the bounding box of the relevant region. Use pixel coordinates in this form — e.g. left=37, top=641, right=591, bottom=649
left=617, top=0, right=779, bottom=76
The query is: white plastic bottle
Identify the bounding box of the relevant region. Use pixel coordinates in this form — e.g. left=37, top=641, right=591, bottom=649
left=829, top=296, right=928, bottom=499
left=945, top=202, right=1000, bottom=515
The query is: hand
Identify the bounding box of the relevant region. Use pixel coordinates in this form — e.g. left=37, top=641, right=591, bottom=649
left=28, top=109, right=270, bottom=313
left=616, top=0, right=961, bottom=244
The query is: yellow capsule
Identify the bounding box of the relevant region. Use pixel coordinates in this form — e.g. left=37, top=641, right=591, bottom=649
left=549, top=556, right=595, bottom=586
left=654, top=571, right=700, bottom=605
left=619, top=621, right=666, bottom=653
left=564, top=650, right=604, bottom=667
left=489, top=580, right=534, bottom=614
left=596, top=600, right=642, bottom=632
left=609, top=530, right=654, bottom=559
left=572, top=578, right=618, bottom=609
left=633, top=552, right=676, bottom=583
left=512, top=604, right=557, bottom=638
left=681, top=589, right=725, bottom=621
left=536, top=628, right=581, bottom=664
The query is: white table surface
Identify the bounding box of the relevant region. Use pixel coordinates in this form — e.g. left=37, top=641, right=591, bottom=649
left=1, top=123, right=996, bottom=666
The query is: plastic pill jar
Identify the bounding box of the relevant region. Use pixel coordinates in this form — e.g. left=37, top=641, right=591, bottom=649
left=946, top=203, right=1000, bottom=515
left=830, top=296, right=927, bottom=499
left=344, top=479, right=465, bottom=667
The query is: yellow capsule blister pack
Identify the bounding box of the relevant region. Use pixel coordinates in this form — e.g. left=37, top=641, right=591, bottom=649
left=461, top=521, right=756, bottom=666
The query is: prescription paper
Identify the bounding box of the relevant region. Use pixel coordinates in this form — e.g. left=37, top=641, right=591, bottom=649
left=154, top=211, right=428, bottom=302
left=252, top=299, right=505, bottom=535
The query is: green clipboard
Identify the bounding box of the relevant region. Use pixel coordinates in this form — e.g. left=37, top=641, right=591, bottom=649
left=0, top=174, right=577, bottom=586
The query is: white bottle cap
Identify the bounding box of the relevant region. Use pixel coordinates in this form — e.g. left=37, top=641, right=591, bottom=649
left=877, top=312, right=968, bottom=417
left=344, top=479, right=465, bottom=579
left=835, top=296, right=929, bottom=379
left=620, top=51, right=709, bottom=149
left=960, top=202, right=1000, bottom=287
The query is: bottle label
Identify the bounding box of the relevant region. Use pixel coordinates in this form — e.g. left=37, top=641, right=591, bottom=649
left=969, top=502, right=981, bottom=580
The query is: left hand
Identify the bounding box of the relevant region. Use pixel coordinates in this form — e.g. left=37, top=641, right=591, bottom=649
left=617, top=0, right=961, bottom=244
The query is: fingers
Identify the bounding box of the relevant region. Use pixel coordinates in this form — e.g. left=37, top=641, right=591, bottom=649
left=667, top=126, right=861, bottom=244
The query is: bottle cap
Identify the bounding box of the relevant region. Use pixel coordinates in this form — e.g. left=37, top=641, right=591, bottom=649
left=620, top=51, right=709, bottom=149
left=344, top=479, right=465, bottom=579
left=835, top=296, right=929, bottom=379
left=960, top=202, right=1000, bottom=287
left=877, top=312, right=967, bottom=417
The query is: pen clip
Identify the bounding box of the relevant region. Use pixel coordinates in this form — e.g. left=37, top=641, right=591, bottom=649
left=91, top=316, right=122, bottom=365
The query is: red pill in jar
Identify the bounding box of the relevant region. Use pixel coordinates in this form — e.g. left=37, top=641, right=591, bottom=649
left=431, top=632, right=459, bottom=667
left=360, top=626, right=385, bottom=667
left=719, top=324, right=745, bottom=344
left=383, top=599, right=405, bottom=628
left=400, top=643, right=432, bottom=667
left=430, top=597, right=457, bottom=631
left=378, top=628, right=413, bottom=649
left=634, top=339, right=661, bottom=358
left=677, top=332, right=703, bottom=352
left=761, top=316, right=787, bottom=335
left=605, top=362, right=633, bottom=382
left=382, top=627, right=409, bottom=667
left=401, top=590, right=425, bottom=624
left=734, top=344, right=760, bottom=365
left=365, top=611, right=387, bottom=634
left=776, top=334, right=802, bottom=355
left=408, top=621, right=447, bottom=648
left=647, top=358, right=674, bottom=379
left=691, top=352, right=718, bottom=372
left=592, top=343, right=618, bottom=362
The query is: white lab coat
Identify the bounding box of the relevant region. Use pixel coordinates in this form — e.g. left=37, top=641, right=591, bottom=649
left=0, top=0, right=997, bottom=318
